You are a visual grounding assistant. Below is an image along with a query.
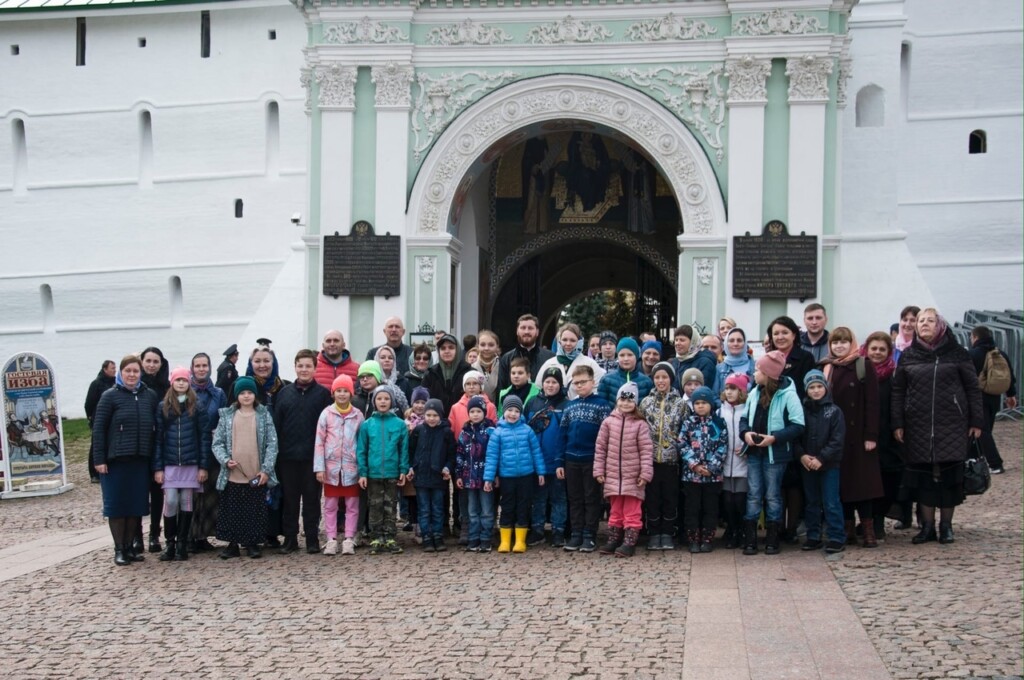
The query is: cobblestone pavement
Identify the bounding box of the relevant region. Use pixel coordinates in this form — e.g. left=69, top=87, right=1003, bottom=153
left=829, top=421, right=1023, bottom=680
left=0, top=424, right=1020, bottom=679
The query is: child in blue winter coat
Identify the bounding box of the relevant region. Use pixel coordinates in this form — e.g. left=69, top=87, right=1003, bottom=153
left=679, top=386, right=728, bottom=553
left=483, top=395, right=545, bottom=554
left=456, top=396, right=496, bottom=552
left=524, top=367, right=568, bottom=548
left=797, top=370, right=847, bottom=554
left=408, top=399, right=456, bottom=553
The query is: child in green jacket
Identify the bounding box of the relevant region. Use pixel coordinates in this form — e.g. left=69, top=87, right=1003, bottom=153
left=357, top=386, right=410, bottom=554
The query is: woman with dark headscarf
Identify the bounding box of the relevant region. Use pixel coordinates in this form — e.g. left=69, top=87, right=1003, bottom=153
left=139, top=346, right=170, bottom=553
left=892, top=308, right=983, bottom=544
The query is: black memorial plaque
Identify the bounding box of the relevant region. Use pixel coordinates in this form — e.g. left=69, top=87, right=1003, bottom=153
left=732, top=220, right=817, bottom=300
left=323, top=221, right=401, bottom=298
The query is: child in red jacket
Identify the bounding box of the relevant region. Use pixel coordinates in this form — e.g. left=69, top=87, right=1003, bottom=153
left=594, top=383, right=654, bottom=558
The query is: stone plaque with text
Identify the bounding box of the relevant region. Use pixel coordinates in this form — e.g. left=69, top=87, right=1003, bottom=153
left=732, top=220, right=817, bottom=300
left=322, top=221, right=401, bottom=298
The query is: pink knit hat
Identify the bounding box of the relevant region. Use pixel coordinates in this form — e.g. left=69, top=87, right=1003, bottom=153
left=724, top=373, right=750, bottom=391
left=755, top=351, right=786, bottom=381
left=332, top=374, right=354, bottom=394
left=169, top=366, right=191, bottom=383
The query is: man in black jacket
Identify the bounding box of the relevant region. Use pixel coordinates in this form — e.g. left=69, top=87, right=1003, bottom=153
left=969, top=326, right=1018, bottom=473
left=274, top=349, right=333, bottom=554
left=216, top=344, right=239, bottom=393
left=84, top=359, right=116, bottom=482
left=496, top=314, right=555, bottom=392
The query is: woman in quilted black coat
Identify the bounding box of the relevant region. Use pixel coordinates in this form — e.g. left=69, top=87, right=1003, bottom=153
left=891, top=308, right=983, bottom=545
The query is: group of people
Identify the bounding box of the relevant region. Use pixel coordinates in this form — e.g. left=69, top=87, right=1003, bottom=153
left=87, top=306, right=1015, bottom=566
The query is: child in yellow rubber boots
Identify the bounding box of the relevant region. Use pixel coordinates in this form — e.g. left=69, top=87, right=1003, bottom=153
left=483, top=395, right=545, bottom=553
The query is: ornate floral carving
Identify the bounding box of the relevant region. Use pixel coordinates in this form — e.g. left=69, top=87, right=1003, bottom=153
left=527, top=16, right=613, bottom=44
left=626, top=13, right=717, bottom=42
left=427, top=20, right=512, bottom=46
left=611, top=66, right=726, bottom=163
left=733, top=9, right=825, bottom=36
left=725, top=56, right=772, bottom=105
left=371, top=62, right=414, bottom=109
left=695, top=258, right=714, bottom=286
left=299, top=67, right=313, bottom=114
left=322, top=17, right=408, bottom=44
left=416, top=82, right=718, bottom=239
left=836, top=58, right=853, bottom=108
left=786, top=55, right=834, bottom=103
left=314, top=64, right=357, bottom=110
left=412, top=70, right=519, bottom=160
left=416, top=256, right=436, bottom=283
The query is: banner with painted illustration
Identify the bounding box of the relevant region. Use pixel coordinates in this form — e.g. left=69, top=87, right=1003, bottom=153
left=0, top=352, right=73, bottom=498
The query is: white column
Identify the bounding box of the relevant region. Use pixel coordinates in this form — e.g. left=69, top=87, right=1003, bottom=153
left=314, top=64, right=358, bottom=338
left=724, top=56, right=772, bottom=334
left=372, top=62, right=414, bottom=333
left=785, top=55, right=832, bottom=320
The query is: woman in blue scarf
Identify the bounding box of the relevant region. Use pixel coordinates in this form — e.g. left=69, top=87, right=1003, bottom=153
left=714, top=328, right=755, bottom=395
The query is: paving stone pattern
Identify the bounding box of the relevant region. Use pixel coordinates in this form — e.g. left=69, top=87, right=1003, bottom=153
left=0, top=423, right=1021, bottom=679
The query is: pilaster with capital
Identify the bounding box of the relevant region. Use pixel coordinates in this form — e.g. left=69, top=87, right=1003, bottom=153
left=371, top=62, right=415, bottom=110
left=725, top=57, right=772, bottom=106
left=785, top=55, right=834, bottom=104
left=315, top=64, right=358, bottom=111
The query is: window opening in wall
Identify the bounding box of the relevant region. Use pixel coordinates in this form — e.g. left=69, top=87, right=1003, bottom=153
left=268, top=29, right=277, bottom=40
left=266, top=101, right=280, bottom=178
left=139, top=110, right=153, bottom=187
left=234, top=199, right=243, bottom=218
left=138, top=37, right=147, bottom=48
left=40, top=284, right=55, bottom=334
left=169, top=276, right=184, bottom=330
left=200, top=11, right=210, bottom=58
left=855, top=85, right=884, bottom=128
left=76, top=17, right=86, bottom=66
left=969, top=130, right=987, bottom=154
left=900, top=41, right=911, bottom=120
left=10, top=45, right=19, bottom=55
left=13, top=118, right=27, bottom=195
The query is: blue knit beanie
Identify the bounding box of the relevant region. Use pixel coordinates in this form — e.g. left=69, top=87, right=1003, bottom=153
left=616, top=337, right=641, bottom=358
left=640, top=339, right=662, bottom=356
left=690, top=386, right=715, bottom=405
left=804, top=369, right=828, bottom=391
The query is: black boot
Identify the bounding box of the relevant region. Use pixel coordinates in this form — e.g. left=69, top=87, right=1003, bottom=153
left=279, top=536, right=299, bottom=555
left=764, top=521, right=781, bottom=555
left=614, top=528, right=639, bottom=558
left=912, top=522, right=937, bottom=544
left=176, top=512, right=192, bottom=560
left=306, top=535, right=321, bottom=554
left=114, top=546, right=130, bottom=566
left=599, top=526, right=624, bottom=555
left=938, top=522, right=954, bottom=544
left=742, top=520, right=759, bottom=556
left=160, top=515, right=178, bottom=561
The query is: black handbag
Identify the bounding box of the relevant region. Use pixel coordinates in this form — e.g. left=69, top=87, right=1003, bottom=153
left=963, top=438, right=991, bottom=496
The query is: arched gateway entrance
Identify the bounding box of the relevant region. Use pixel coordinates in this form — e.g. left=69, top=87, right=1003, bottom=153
left=406, top=76, right=727, bottom=345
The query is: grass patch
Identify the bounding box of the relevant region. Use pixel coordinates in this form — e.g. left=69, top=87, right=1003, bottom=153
left=61, top=418, right=91, bottom=443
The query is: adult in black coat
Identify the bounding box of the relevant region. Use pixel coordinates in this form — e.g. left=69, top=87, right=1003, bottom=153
left=892, top=309, right=983, bottom=545
left=968, top=326, right=1018, bottom=473
left=139, top=346, right=169, bottom=552
left=422, top=334, right=472, bottom=418
left=216, top=344, right=240, bottom=393
left=496, top=314, right=555, bottom=392
left=84, top=360, right=116, bottom=482
left=861, top=331, right=908, bottom=533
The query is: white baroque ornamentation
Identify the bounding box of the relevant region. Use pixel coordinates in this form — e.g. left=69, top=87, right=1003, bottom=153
left=836, top=58, right=853, bottom=108
left=416, top=256, right=436, bottom=283
left=314, top=64, right=357, bottom=110
left=611, top=66, right=727, bottom=163
left=786, top=55, right=834, bottom=103
left=725, top=56, right=772, bottom=104
left=626, top=13, right=717, bottom=42
left=299, top=67, right=313, bottom=114
left=427, top=20, right=513, bottom=46
left=412, top=70, right=519, bottom=161
left=733, top=9, right=824, bottom=36
left=322, top=17, right=409, bottom=44
left=415, top=83, right=718, bottom=238
left=371, top=62, right=415, bottom=109
left=527, top=15, right=613, bottom=44
left=695, top=258, right=714, bottom=285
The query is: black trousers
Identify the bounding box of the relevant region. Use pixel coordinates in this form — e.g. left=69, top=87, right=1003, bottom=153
left=498, top=475, right=536, bottom=528
left=277, top=459, right=322, bottom=539
left=979, top=394, right=1004, bottom=469
left=565, top=461, right=603, bottom=537
left=683, top=481, right=721, bottom=533
left=721, top=489, right=747, bottom=533
left=645, top=462, right=679, bottom=535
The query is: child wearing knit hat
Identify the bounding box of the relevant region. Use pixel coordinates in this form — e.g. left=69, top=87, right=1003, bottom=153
left=455, top=394, right=497, bottom=552
left=448, top=370, right=497, bottom=440
left=718, top=372, right=751, bottom=549
left=737, top=350, right=806, bottom=556
left=315, top=374, right=364, bottom=556
left=678, top=386, right=728, bottom=553
left=356, top=386, right=410, bottom=555
left=597, top=337, right=654, bottom=405
left=796, top=369, right=847, bottom=554
left=408, top=399, right=456, bottom=552
left=638, top=361, right=686, bottom=550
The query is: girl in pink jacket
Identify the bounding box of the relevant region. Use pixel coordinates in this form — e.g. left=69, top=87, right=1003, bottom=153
left=594, top=382, right=654, bottom=558
left=315, top=375, right=364, bottom=556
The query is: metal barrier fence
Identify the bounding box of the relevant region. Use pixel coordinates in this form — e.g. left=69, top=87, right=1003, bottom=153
left=952, top=309, right=1023, bottom=419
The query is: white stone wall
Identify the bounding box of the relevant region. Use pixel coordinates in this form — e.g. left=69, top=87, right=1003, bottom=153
left=0, top=2, right=309, bottom=416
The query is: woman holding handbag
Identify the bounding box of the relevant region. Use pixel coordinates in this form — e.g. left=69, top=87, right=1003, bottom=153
left=891, top=308, right=983, bottom=545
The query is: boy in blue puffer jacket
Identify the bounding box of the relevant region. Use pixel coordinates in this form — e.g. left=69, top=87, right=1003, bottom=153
left=524, top=367, right=568, bottom=548
left=484, top=395, right=545, bottom=554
